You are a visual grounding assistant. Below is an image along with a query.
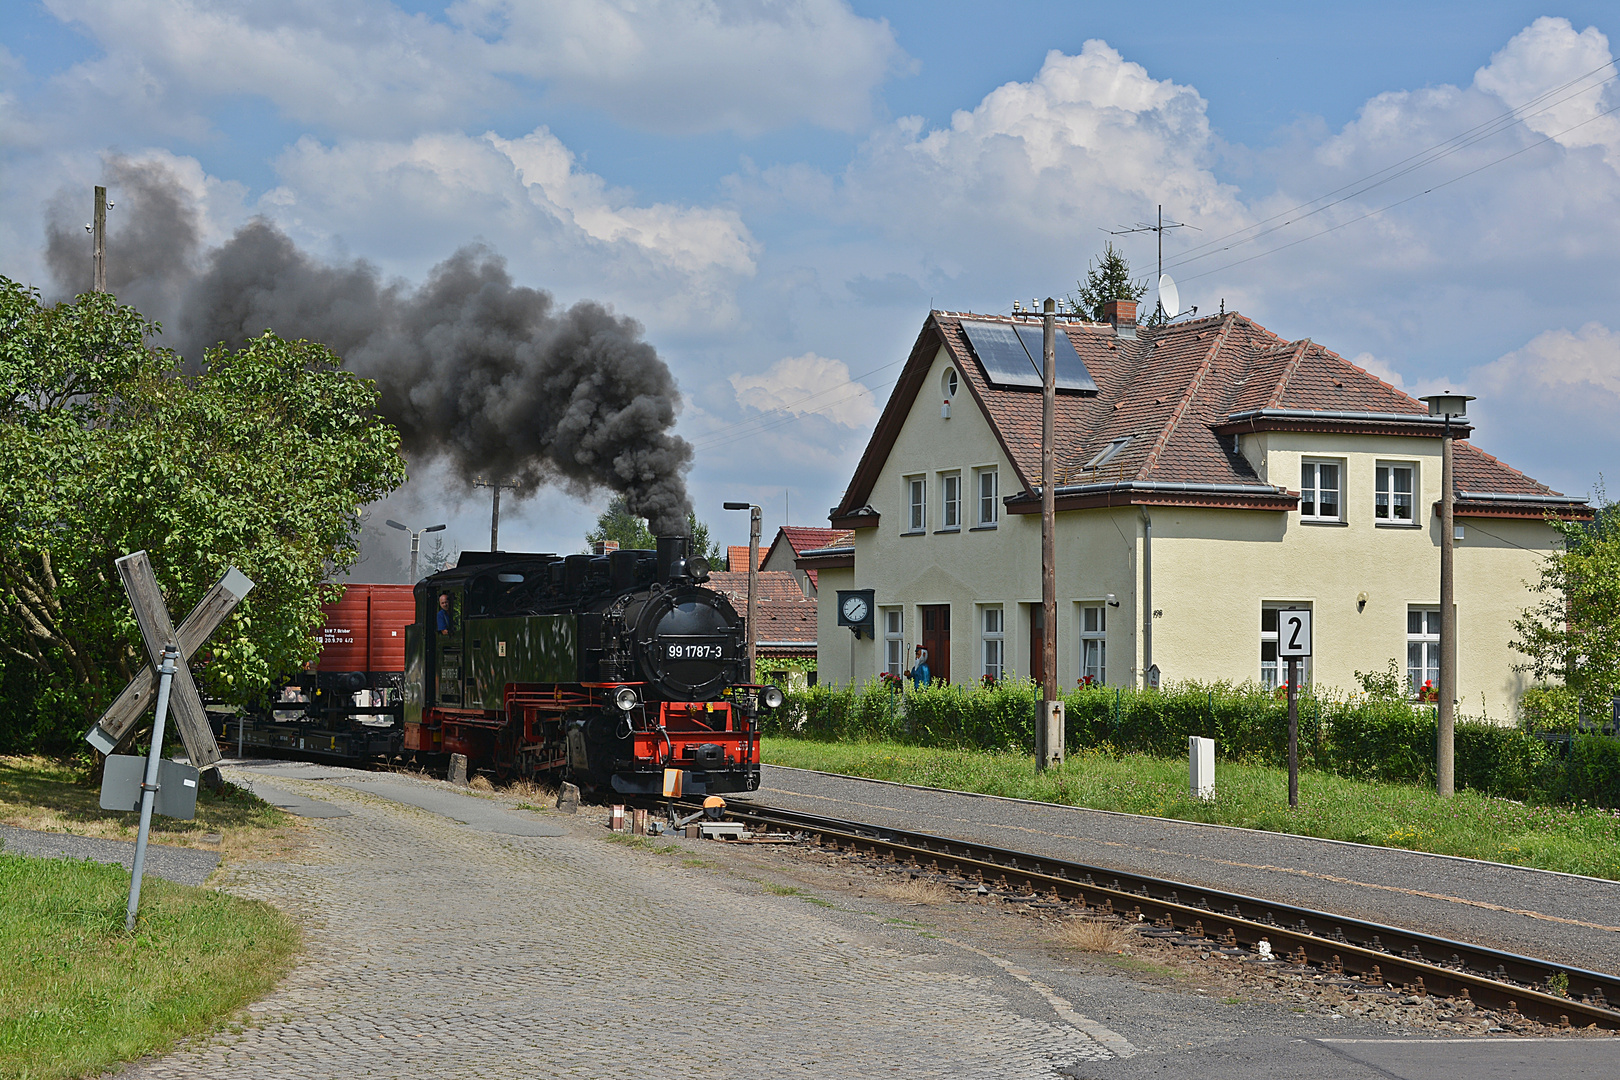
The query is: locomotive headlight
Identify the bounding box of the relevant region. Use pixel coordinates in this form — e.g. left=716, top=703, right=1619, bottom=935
left=760, top=685, right=785, bottom=710
left=614, top=686, right=640, bottom=712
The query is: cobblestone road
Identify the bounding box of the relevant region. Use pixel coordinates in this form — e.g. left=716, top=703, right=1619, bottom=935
left=119, top=770, right=1132, bottom=1079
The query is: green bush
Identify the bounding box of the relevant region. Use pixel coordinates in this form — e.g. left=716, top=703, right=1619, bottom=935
left=774, top=673, right=1620, bottom=808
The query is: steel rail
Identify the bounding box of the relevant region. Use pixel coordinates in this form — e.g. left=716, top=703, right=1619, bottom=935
left=719, top=800, right=1620, bottom=1031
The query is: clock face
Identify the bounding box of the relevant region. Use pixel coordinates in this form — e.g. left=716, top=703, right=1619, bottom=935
left=842, top=595, right=869, bottom=623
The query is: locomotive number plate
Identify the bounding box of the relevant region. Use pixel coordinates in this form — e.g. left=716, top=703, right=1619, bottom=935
left=667, top=644, right=724, bottom=660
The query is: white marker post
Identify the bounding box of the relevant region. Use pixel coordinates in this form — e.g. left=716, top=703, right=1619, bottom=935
left=126, top=645, right=179, bottom=932
left=1189, top=736, right=1215, bottom=800
left=1277, top=609, right=1312, bottom=809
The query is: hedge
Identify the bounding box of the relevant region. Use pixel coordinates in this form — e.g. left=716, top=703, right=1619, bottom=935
left=764, top=676, right=1620, bottom=808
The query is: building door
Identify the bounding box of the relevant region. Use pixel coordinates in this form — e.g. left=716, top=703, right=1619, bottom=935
left=1029, top=605, right=1047, bottom=688
left=920, top=605, right=950, bottom=684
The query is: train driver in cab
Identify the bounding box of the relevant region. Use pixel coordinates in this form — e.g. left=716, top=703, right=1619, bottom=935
left=437, top=592, right=455, bottom=635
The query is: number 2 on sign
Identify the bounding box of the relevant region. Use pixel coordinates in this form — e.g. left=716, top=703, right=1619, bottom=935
left=1278, top=609, right=1311, bottom=658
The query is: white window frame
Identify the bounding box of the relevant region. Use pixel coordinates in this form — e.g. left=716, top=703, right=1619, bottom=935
left=1407, top=606, right=1441, bottom=699
left=883, top=608, right=905, bottom=676
left=981, top=605, right=1004, bottom=681
left=940, top=471, right=961, bottom=530
left=1078, top=603, right=1106, bottom=685
left=905, top=475, right=926, bottom=533
left=1375, top=461, right=1417, bottom=525
left=1261, top=603, right=1312, bottom=689
left=975, top=467, right=998, bottom=528
left=941, top=367, right=959, bottom=400
left=1300, top=458, right=1343, bottom=522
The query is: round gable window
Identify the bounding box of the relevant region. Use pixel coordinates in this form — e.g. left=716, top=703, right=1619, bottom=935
left=942, top=367, right=959, bottom=399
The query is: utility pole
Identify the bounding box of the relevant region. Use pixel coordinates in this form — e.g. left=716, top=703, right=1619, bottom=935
left=473, top=477, right=520, bottom=551
left=1421, top=393, right=1473, bottom=798
left=92, top=186, right=108, bottom=293
left=1038, top=297, right=1062, bottom=771
left=723, top=502, right=762, bottom=682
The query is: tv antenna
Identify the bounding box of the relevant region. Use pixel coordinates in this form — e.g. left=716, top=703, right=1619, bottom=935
left=1107, top=205, right=1199, bottom=323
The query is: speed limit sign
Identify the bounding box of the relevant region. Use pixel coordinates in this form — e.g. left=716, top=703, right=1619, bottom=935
left=1277, top=609, right=1312, bottom=658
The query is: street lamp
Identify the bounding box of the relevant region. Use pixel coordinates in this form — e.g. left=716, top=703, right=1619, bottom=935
left=723, top=501, right=761, bottom=683
left=386, top=519, right=447, bottom=582
left=1419, top=392, right=1473, bottom=798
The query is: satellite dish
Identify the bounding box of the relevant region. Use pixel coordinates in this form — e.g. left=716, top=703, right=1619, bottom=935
left=1158, top=274, right=1181, bottom=319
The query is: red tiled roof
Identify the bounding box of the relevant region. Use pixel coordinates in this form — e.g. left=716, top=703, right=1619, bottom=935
left=776, top=526, right=850, bottom=554
left=833, top=311, right=1579, bottom=518
left=726, top=545, right=764, bottom=572
left=705, top=569, right=807, bottom=603
left=764, top=526, right=853, bottom=590
left=705, top=569, right=817, bottom=658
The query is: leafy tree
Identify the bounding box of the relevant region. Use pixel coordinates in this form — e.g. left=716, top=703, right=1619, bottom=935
left=585, top=496, right=721, bottom=562
left=1071, top=241, right=1148, bottom=322
left=686, top=511, right=722, bottom=564
left=586, top=496, right=656, bottom=552
left=0, top=279, right=406, bottom=752
left=1513, top=484, right=1620, bottom=714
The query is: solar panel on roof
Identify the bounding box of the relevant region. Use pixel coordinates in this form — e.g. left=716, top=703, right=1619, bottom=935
left=959, top=320, right=1098, bottom=394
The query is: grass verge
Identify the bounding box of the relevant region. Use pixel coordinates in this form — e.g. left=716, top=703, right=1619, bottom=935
left=762, top=738, right=1620, bottom=881
left=0, top=852, right=299, bottom=1080
left=0, top=756, right=293, bottom=864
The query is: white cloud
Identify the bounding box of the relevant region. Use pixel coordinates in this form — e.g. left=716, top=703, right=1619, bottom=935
left=458, top=0, right=904, bottom=135
left=729, top=353, right=879, bottom=428
left=42, top=0, right=497, bottom=138
left=1475, top=17, right=1620, bottom=168
left=818, top=42, right=1243, bottom=252
left=1474, top=322, right=1620, bottom=398
left=36, top=0, right=900, bottom=139
left=265, top=127, right=756, bottom=326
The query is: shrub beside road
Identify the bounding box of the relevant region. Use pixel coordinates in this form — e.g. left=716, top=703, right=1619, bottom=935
left=766, top=671, right=1620, bottom=808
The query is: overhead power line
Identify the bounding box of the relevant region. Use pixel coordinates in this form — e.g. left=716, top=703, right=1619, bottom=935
left=1165, top=58, right=1619, bottom=274
left=1170, top=94, right=1620, bottom=285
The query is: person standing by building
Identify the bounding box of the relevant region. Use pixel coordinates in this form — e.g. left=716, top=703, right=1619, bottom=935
left=909, top=645, right=931, bottom=688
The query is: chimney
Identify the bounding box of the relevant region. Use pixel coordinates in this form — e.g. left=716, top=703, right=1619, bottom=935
left=1103, top=299, right=1137, bottom=340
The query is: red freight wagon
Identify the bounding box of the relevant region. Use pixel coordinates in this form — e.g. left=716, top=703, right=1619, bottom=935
left=225, top=583, right=417, bottom=762
left=316, top=584, right=416, bottom=674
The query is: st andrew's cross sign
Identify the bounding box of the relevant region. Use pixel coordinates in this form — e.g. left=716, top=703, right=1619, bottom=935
left=84, top=552, right=254, bottom=779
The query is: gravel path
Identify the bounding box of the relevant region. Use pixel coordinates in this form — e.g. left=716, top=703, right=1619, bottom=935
left=0, top=824, right=219, bottom=886
left=738, top=766, right=1620, bottom=975
left=106, top=763, right=1620, bottom=1079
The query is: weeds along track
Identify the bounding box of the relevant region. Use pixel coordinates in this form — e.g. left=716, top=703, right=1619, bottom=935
left=712, top=800, right=1620, bottom=1031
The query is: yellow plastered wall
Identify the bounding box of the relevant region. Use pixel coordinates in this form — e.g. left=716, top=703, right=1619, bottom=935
left=816, top=349, right=1560, bottom=720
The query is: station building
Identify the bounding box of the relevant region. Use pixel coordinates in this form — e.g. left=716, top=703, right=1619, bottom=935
left=798, top=301, right=1589, bottom=719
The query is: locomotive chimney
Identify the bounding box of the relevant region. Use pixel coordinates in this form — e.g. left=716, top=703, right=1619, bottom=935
left=656, top=535, right=689, bottom=584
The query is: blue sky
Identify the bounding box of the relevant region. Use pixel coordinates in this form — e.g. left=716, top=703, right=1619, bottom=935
left=4, top=2, right=1618, bottom=560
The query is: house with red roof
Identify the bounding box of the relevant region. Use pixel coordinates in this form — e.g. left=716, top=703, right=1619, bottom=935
left=799, top=301, right=1588, bottom=717
left=760, top=525, right=853, bottom=597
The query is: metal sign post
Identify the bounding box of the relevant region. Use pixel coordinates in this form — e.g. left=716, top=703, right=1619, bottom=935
left=1277, top=609, right=1312, bottom=809
left=124, top=645, right=179, bottom=931
left=84, top=554, right=254, bottom=780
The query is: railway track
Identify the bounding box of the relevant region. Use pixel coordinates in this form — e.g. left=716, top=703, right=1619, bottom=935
left=717, top=799, right=1620, bottom=1032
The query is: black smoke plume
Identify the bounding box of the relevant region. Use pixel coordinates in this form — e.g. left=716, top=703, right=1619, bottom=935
left=44, top=162, right=694, bottom=534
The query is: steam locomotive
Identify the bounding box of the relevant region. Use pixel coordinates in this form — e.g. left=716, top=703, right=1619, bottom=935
left=402, top=535, right=776, bottom=796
